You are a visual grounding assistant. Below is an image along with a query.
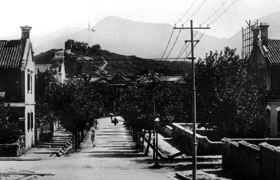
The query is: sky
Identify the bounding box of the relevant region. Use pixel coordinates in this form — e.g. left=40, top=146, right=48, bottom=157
left=1, top=0, right=280, bottom=39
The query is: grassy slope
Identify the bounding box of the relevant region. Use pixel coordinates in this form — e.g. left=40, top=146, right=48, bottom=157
left=35, top=48, right=192, bottom=76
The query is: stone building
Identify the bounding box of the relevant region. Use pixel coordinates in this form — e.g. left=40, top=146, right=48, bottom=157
left=249, top=23, right=280, bottom=136
left=0, top=26, right=35, bottom=149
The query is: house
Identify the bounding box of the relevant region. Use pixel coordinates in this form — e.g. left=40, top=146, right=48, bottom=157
left=107, top=74, right=132, bottom=112
left=249, top=22, right=280, bottom=137
left=0, top=26, right=35, bottom=149
left=35, top=49, right=66, bottom=83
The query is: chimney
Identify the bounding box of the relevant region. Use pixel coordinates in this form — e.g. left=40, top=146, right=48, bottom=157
left=259, top=23, right=269, bottom=43
left=251, top=26, right=260, bottom=47
left=20, top=26, right=32, bottom=39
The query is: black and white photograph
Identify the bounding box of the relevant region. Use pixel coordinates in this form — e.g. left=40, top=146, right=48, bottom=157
left=0, top=0, right=280, bottom=179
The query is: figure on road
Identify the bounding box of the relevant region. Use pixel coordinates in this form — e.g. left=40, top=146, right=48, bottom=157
left=113, top=117, right=118, bottom=126
left=91, top=129, right=95, bottom=147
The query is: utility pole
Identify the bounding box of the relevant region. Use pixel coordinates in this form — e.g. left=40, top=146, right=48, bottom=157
left=174, top=20, right=210, bottom=180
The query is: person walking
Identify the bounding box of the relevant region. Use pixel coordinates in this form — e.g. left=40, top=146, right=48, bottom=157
left=91, top=129, right=96, bottom=147
left=113, top=117, right=118, bottom=126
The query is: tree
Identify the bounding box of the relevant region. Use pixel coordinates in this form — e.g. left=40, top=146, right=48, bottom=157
left=45, top=78, right=103, bottom=150
left=0, top=100, right=21, bottom=144
left=35, top=70, right=57, bottom=128
left=120, top=47, right=267, bottom=140
left=195, top=47, right=266, bottom=137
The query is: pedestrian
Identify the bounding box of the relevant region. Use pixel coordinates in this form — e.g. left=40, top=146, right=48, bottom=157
left=113, top=117, right=118, bottom=126
left=91, top=129, right=95, bottom=147
left=94, top=119, right=98, bottom=129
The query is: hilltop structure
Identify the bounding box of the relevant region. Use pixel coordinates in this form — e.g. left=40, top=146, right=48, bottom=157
left=0, top=26, right=35, bottom=150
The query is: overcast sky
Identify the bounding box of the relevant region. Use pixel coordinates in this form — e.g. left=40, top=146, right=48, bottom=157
left=1, top=0, right=280, bottom=39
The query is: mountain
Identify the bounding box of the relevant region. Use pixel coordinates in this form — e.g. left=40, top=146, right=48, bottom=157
left=32, top=16, right=229, bottom=58
left=33, top=12, right=280, bottom=59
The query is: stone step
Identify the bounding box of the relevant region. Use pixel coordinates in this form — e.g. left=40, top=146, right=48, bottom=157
left=36, top=144, right=65, bottom=148
left=168, top=160, right=222, bottom=171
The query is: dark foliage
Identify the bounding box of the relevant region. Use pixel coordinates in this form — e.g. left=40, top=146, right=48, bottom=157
left=0, top=100, right=21, bottom=144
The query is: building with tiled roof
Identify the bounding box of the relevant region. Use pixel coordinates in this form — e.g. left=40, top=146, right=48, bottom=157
left=249, top=23, right=280, bottom=136
left=0, top=26, right=35, bottom=151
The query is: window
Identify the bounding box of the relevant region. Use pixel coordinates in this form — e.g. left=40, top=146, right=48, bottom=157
left=27, top=72, right=33, bottom=94
left=277, top=111, right=280, bottom=134
left=30, top=75, right=32, bottom=94
left=27, top=73, right=31, bottom=93
left=27, top=113, right=31, bottom=130
left=31, top=112, right=33, bottom=130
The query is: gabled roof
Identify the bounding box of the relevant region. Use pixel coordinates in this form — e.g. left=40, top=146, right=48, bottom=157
left=0, top=40, right=26, bottom=69
left=265, top=39, right=280, bottom=66
left=110, top=73, right=131, bottom=84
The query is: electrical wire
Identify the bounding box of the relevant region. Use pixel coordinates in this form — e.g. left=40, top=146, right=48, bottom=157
left=160, top=28, right=175, bottom=59
left=164, top=29, right=182, bottom=59
left=175, top=0, right=197, bottom=25
left=209, top=0, right=239, bottom=25
left=201, top=0, right=228, bottom=25
left=182, top=0, right=240, bottom=59
left=183, top=0, right=207, bottom=25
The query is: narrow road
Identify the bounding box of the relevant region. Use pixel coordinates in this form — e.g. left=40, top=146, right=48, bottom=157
left=99, top=56, right=108, bottom=71
left=0, top=117, right=173, bottom=180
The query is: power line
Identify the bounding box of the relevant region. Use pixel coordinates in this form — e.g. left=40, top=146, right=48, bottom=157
left=181, top=0, right=240, bottom=59
left=161, top=0, right=238, bottom=62
left=160, top=0, right=201, bottom=61
left=183, top=0, right=207, bottom=25
left=176, top=43, right=188, bottom=59
left=201, top=0, right=228, bottom=25
left=164, top=29, right=182, bottom=59
left=175, top=0, right=197, bottom=25
left=175, top=0, right=229, bottom=59
left=209, top=0, right=239, bottom=25
left=160, top=28, right=175, bottom=59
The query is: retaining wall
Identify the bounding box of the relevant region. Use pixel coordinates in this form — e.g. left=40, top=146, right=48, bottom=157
left=172, top=123, right=222, bottom=155
left=222, top=139, right=280, bottom=180
left=161, top=125, right=173, bottom=137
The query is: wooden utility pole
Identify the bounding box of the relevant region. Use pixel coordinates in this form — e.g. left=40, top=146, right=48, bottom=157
left=174, top=20, right=210, bottom=180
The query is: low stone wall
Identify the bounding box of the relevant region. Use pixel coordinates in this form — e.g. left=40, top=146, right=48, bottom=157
left=0, top=144, right=20, bottom=157
left=172, top=123, right=222, bottom=155
left=259, top=142, right=280, bottom=180
left=161, top=125, right=173, bottom=137
left=0, top=135, right=25, bottom=157
left=222, top=139, right=280, bottom=180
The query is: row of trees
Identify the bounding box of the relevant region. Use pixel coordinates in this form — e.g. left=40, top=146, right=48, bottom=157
left=36, top=71, right=104, bottom=149
left=120, top=48, right=267, bottom=145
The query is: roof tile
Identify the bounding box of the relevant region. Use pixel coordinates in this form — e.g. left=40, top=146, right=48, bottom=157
left=266, top=39, right=280, bottom=65
left=0, top=40, right=25, bottom=69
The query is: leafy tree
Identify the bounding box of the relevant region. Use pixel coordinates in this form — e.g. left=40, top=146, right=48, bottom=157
left=45, top=78, right=103, bottom=149
left=0, top=100, right=21, bottom=144
left=120, top=47, right=267, bottom=141
left=35, top=70, right=57, bottom=128
left=195, top=47, right=266, bottom=137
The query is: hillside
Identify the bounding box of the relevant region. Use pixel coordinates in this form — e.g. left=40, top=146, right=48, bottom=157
left=35, top=42, right=192, bottom=77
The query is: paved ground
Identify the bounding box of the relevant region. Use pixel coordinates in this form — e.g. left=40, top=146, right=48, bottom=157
left=0, top=117, right=175, bottom=180
left=20, top=129, right=72, bottom=160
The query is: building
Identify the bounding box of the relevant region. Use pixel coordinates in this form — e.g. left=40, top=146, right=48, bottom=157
left=249, top=22, right=280, bottom=136
left=0, top=26, right=35, bottom=149
left=35, top=49, right=66, bottom=83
